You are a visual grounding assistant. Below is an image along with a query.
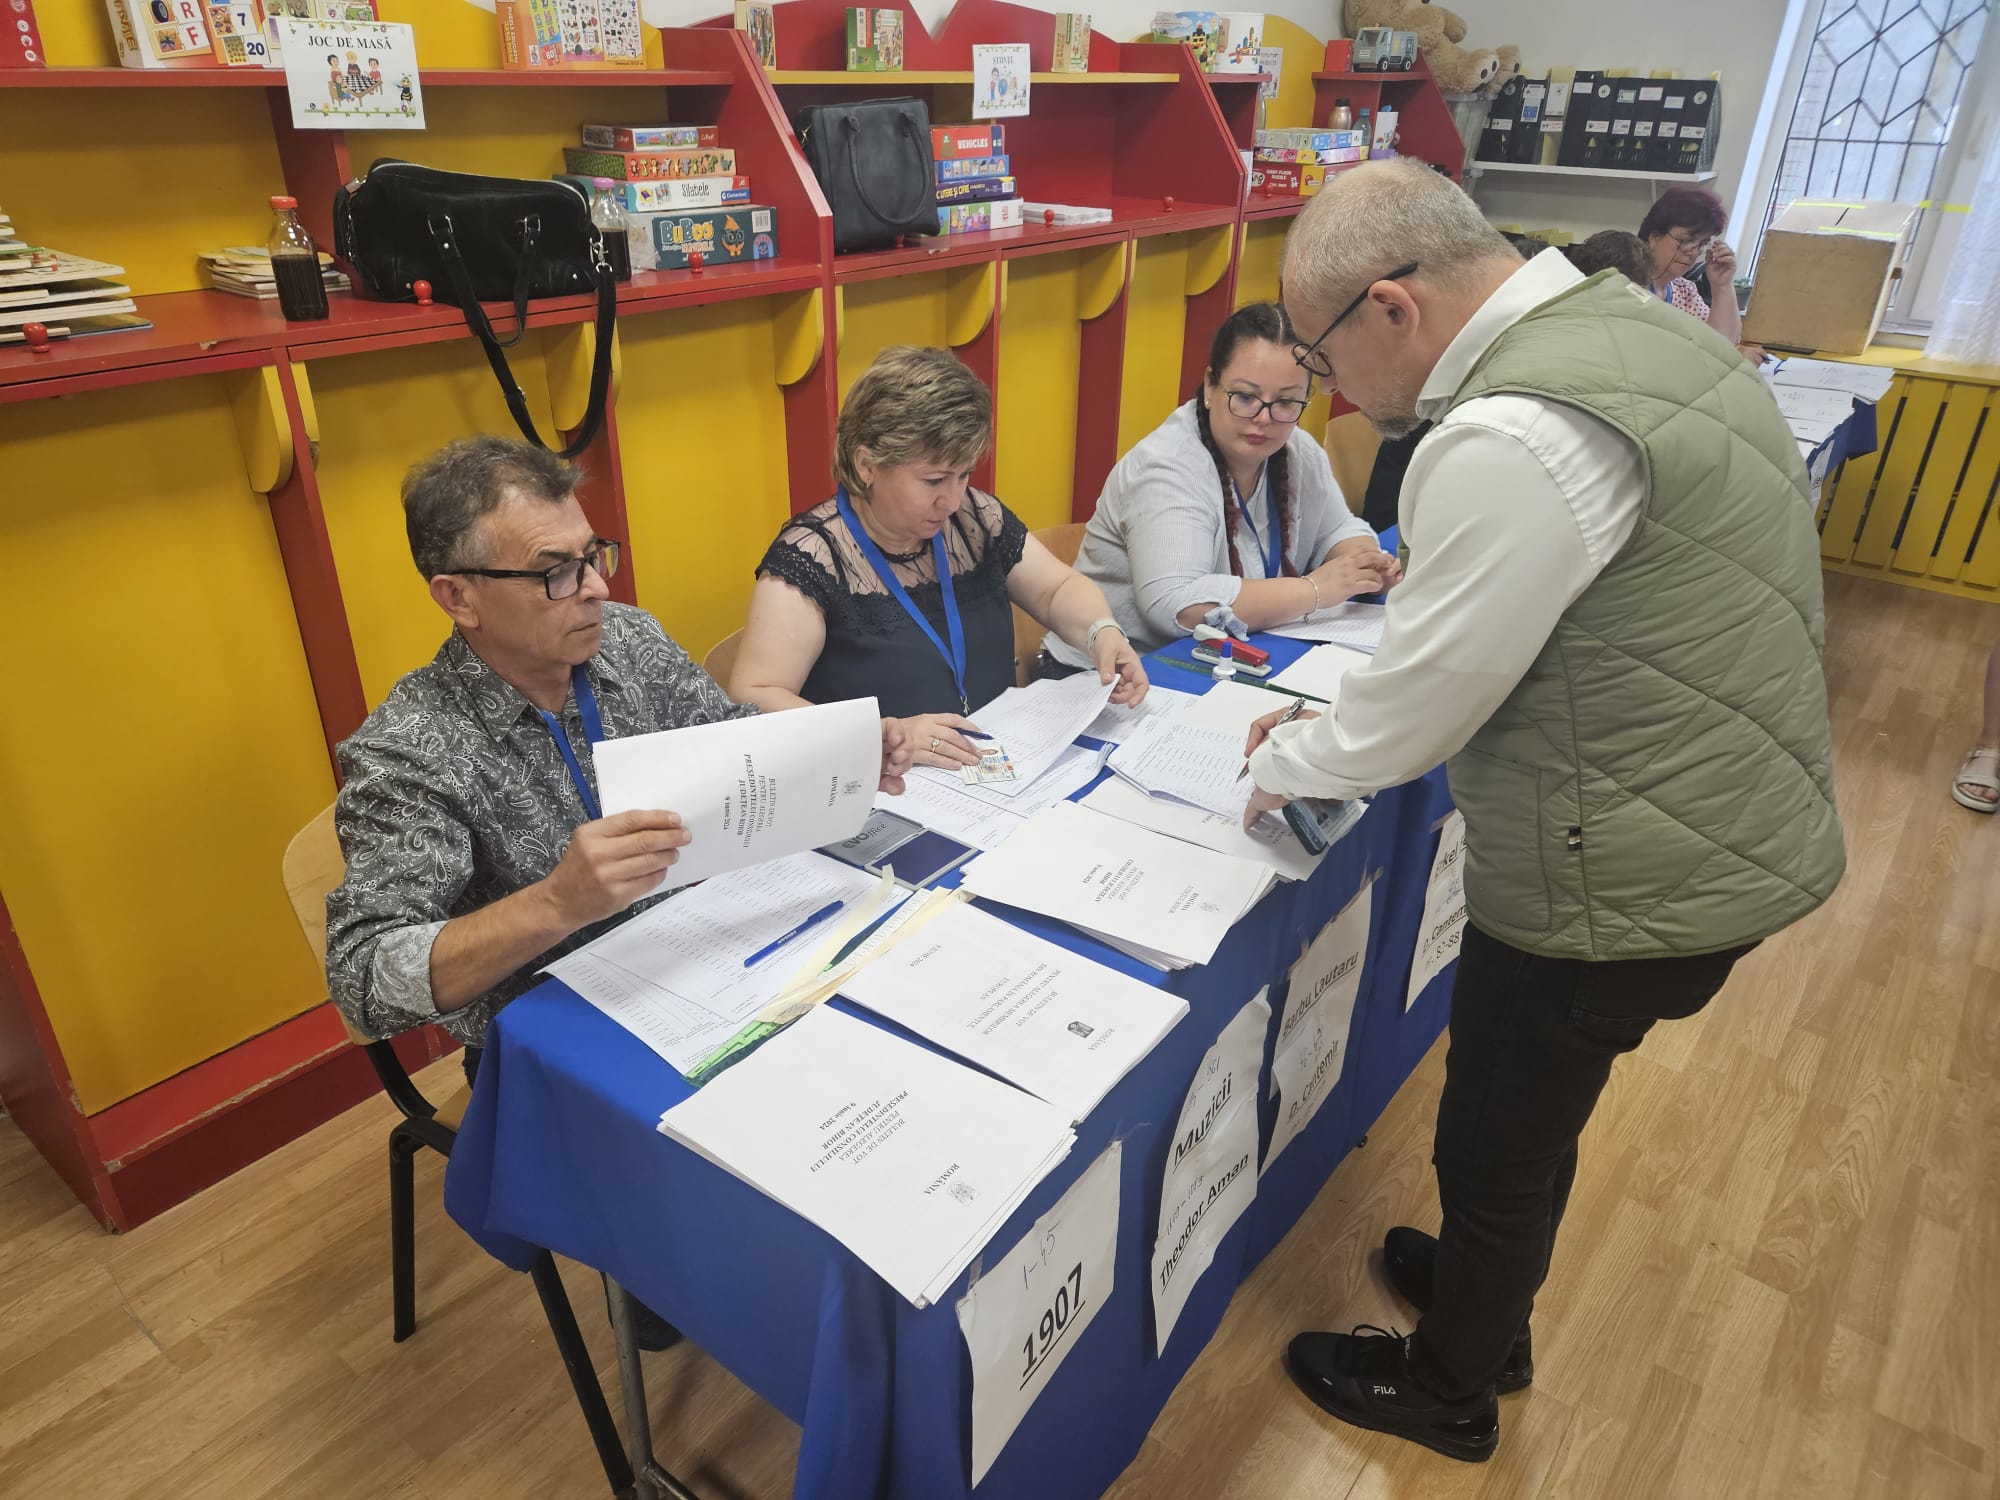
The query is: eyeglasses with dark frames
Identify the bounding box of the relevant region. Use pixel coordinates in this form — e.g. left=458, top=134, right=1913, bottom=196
left=1223, top=389, right=1310, bottom=424
left=453, top=539, right=622, bottom=601
left=1292, top=262, right=1421, bottom=380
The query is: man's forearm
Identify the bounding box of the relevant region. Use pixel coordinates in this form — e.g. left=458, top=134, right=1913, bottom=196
left=428, top=880, right=579, bottom=1013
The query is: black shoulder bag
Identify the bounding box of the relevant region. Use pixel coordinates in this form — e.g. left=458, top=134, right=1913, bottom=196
left=795, top=98, right=941, bottom=254
left=332, top=159, right=615, bottom=459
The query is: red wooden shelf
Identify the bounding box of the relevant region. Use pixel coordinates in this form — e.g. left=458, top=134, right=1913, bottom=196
left=831, top=197, right=1238, bottom=281
left=1205, top=73, right=1271, bottom=85
left=1312, top=69, right=1428, bottom=84
left=0, top=65, right=733, bottom=88
left=0, top=258, right=824, bottom=399
left=1245, top=194, right=1313, bottom=220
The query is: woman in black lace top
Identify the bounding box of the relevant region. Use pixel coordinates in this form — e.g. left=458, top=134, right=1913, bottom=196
left=732, top=347, right=1148, bottom=771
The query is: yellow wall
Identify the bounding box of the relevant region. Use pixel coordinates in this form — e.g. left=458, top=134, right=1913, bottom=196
left=309, top=338, right=563, bottom=706
left=0, top=382, right=334, bottom=1111
left=349, top=85, right=673, bottom=186
left=618, top=298, right=794, bottom=660
left=837, top=276, right=951, bottom=403
left=996, top=254, right=1086, bottom=529
left=1117, top=235, right=1192, bottom=459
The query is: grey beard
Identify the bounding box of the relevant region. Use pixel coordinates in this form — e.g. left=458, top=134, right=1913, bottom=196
left=1367, top=411, right=1425, bottom=441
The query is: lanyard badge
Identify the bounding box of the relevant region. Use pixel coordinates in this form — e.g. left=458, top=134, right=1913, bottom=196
left=539, top=663, right=606, bottom=822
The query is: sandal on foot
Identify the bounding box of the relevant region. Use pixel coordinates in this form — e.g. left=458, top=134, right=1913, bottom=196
left=1952, top=747, right=1999, bottom=813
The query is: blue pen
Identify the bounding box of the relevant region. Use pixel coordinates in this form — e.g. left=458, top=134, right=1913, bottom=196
left=742, top=900, right=845, bottom=968
left=961, top=730, right=992, bottom=740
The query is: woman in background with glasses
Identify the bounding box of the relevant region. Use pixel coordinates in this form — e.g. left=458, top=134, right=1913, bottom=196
left=1638, top=185, right=1741, bottom=343
left=1048, top=302, right=1397, bottom=668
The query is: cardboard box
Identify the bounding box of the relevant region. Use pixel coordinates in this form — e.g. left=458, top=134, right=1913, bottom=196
left=1741, top=199, right=1919, bottom=355
left=1255, top=161, right=1327, bottom=196
left=1255, top=145, right=1361, bottom=164
left=932, top=123, right=1004, bottom=158
left=938, top=199, right=1025, bottom=233
left=1256, top=128, right=1334, bottom=150
left=933, top=175, right=1018, bottom=204
left=845, top=7, right=902, bottom=70
left=580, top=124, right=719, bottom=150
left=643, top=204, right=778, bottom=270
left=611, top=175, right=752, bottom=212
left=564, top=146, right=737, bottom=181
left=1052, top=12, right=1090, bottom=72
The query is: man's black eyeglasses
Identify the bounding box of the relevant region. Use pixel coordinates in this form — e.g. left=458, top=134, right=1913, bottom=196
left=454, top=539, right=622, bottom=601
left=1292, top=262, right=1420, bottom=379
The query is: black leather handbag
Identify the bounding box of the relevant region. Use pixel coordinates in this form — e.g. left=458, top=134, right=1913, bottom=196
left=332, top=159, right=615, bottom=459
left=795, top=98, right=941, bottom=254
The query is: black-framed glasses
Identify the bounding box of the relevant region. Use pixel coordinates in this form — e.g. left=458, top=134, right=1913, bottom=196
left=454, top=539, right=621, bottom=600
left=1292, top=261, right=1420, bottom=380
left=1223, top=389, right=1309, bottom=424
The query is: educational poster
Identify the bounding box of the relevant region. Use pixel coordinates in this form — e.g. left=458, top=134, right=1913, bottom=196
left=1405, top=811, right=1466, bottom=1011
left=1152, top=991, right=1268, bottom=1354
left=973, top=42, right=1031, bottom=119
left=957, top=1141, right=1120, bottom=1487
left=278, top=17, right=422, bottom=128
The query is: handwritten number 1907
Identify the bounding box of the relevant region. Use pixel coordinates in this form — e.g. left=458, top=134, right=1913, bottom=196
left=1020, top=1262, right=1084, bottom=1387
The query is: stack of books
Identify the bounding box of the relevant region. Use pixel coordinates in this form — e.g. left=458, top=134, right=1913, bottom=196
left=933, top=124, right=1023, bottom=234
left=198, top=246, right=350, bottom=301
left=0, top=208, right=149, bottom=345
left=559, top=124, right=778, bottom=272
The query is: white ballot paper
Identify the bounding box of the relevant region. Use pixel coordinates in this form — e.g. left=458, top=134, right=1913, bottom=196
left=958, top=802, right=1276, bottom=970
left=947, top=673, right=1117, bottom=798
left=1265, top=883, right=1371, bottom=1171
left=546, top=854, right=882, bottom=1076
left=1406, top=811, right=1467, bottom=1011
left=658, top=1004, right=1075, bottom=1307
left=1771, top=356, right=1896, bottom=402
left=838, top=901, right=1188, bottom=1123
left=1265, top=602, right=1388, bottom=653
left=1153, top=992, right=1269, bottom=1354
left=1108, top=715, right=1252, bottom=821
left=1081, top=774, right=1323, bottom=882
left=1770, top=382, right=1856, bottom=446
left=594, top=697, right=882, bottom=892
left=1083, top=686, right=1192, bottom=744
left=1268, top=643, right=1372, bottom=702
left=879, top=776, right=1029, bottom=852
left=957, top=1141, right=1120, bottom=1487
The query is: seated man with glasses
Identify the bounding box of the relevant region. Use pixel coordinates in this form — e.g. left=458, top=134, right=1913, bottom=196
left=326, top=434, right=911, bottom=1094
left=1049, top=301, right=1396, bottom=667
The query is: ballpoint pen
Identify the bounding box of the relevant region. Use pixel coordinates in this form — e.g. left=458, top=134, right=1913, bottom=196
left=742, top=900, right=846, bottom=968
left=1238, top=696, right=1308, bottom=780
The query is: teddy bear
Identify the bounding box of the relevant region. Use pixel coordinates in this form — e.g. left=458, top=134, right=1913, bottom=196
left=1344, top=0, right=1505, bottom=94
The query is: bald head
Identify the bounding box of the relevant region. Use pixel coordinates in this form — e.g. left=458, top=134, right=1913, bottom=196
left=1280, top=161, right=1523, bottom=437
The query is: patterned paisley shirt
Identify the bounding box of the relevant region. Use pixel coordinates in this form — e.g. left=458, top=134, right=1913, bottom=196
left=326, top=602, right=757, bottom=1046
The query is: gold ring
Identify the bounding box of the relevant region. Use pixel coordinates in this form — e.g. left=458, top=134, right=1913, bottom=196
left=929, top=736, right=942, bottom=753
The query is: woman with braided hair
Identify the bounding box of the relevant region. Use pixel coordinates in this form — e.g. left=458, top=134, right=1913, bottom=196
left=1048, top=302, right=1397, bottom=668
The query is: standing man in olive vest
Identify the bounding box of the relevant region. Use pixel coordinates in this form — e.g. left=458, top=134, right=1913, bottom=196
left=1243, top=160, right=1844, bottom=1463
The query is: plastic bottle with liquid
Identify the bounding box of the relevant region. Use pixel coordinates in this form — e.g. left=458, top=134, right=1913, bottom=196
left=1357, top=107, right=1372, bottom=157
left=590, top=177, right=633, bottom=283
left=1210, top=639, right=1238, bottom=682
left=266, top=195, right=329, bottom=322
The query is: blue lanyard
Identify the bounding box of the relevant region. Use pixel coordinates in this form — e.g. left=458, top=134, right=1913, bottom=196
left=538, top=664, right=606, bottom=822
left=1231, top=470, right=1282, bottom=578
left=835, top=485, right=969, bottom=713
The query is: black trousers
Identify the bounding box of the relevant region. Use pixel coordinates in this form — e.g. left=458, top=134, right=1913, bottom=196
left=1407, top=923, right=1753, bottom=1399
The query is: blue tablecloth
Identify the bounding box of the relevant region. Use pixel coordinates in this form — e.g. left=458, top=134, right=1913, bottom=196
left=446, top=636, right=1456, bottom=1500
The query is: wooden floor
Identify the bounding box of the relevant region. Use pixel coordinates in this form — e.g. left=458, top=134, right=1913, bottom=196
left=1, top=573, right=1994, bottom=1500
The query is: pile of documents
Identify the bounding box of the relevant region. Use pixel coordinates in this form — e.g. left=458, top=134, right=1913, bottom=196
left=1267, top=601, right=1387, bottom=653
left=957, top=800, right=1277, bottom=968
left=1267, top=643, right=1371, bottom=702
left=658, top=1003, right=1077, bottom=1306
left=198, top=246, right=352, bottom=301
left=1765, top=355, right=1896, bottom=464
left=917, top=671, right=1118, bottom=802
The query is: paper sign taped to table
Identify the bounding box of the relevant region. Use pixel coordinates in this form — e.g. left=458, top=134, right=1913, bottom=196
left=1153, top=991, right=1268, bottom=1354
left=593, top=696, right=882, bottom=894
left=1265, top=882, right=1371, bottom=1171
left=957, top=1140, right=1120, bottom=1487
left=1406, top=811, right=1466, bottom=1011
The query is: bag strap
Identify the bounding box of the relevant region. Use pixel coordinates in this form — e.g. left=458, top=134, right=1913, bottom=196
left=429, top=213, right=616, bottom=461
left=842, top=112, right=930, bottom=228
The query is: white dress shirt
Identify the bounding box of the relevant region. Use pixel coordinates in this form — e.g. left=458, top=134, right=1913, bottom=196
left=1250, top=250, right=1647, bottom=800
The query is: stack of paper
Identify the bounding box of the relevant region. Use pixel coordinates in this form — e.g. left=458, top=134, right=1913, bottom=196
left=958, top=801, right=1277, bottom=969
left=1769, top=381, right=1857, bottom=455
left=1107, top=709, right=1251, bottom=820
left=1082, top=773, right=1324, bottom=880
left=594, top=696, right=884, bottom=893
left=1268, top=643, right=1371, bottom=702
left=878, top=775, right=1029, bottom=851
left=1266, top=602, right=1388, bottom=653
left=658, top=1004, right=1076, bottom=1306
left=920, top=672, right=1117, bottom=801
left=1770, top=356, right=1896, bottom=403
left=198, top=246, right=352, bottom=301
left=1083, top=686, right=1193, bottom=744
left=545, top=852, right=889, bottom=1079
left=837, top=900, right=1188, bottom=1123
left=0, top=239, right=148, bottom=344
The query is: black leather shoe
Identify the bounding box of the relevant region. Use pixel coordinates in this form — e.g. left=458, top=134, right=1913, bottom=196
left=1382, top=1227, right=1534, bottom=1394
left=1286, top=1326, right=1498, bottom=1463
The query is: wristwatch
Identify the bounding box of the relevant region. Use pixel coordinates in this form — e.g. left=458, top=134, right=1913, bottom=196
left=1084, top=618, right=1124, bottom=654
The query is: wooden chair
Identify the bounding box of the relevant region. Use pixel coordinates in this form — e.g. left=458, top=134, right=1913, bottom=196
left=1013, top=522, right=1088, bottom=685
left=1323, top=410, right=1383, bottom=515
left=701, top=628, right=743, bottom=693
left=283, top=805, right=634, bottom=1497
